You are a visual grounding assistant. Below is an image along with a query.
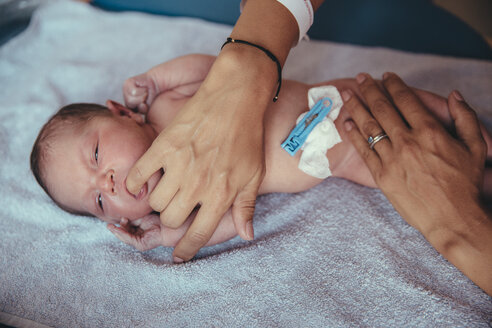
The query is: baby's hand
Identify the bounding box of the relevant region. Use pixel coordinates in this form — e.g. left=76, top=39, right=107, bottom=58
left=107, top=209, right=237, bottom=251
left=123, top=73, right=158, bottom=114
left=107, top=215, right=162, bottom=251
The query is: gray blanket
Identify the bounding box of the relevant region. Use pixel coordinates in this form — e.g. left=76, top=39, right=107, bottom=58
left=0, top=1, right=491, bottom=327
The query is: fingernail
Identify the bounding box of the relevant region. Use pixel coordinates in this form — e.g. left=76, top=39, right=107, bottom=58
left=341, top=90, right=352, bottom=102
left=453, top=90, right=464, bottom=101
left=382, top=72, right=390, bottom=80
left=356, top=73, right=367, bottom=84
left=173, top=256, right=184, bottom=264
left=246, top=220, right=254, bottom=240
left=344, top=120, right=354, bottom=131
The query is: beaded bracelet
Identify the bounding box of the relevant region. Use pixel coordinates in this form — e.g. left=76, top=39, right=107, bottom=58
left=221, top=37, right=282, bottom=102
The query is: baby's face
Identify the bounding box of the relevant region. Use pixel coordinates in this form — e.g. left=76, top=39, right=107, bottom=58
left=44, top=113, right=161, bottom=224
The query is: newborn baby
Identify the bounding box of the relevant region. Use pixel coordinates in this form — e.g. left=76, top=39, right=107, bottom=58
left=30, top=54, right=492, bottom=250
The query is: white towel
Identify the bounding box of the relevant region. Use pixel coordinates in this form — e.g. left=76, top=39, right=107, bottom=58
left=0, top=1, right=491, bottom=327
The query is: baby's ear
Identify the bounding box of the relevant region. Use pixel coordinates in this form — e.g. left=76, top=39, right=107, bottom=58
left=106, top=100, right=144, bottom=124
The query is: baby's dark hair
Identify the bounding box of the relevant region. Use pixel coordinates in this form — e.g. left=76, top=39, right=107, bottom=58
left=30, top=103, right=112, bottom=215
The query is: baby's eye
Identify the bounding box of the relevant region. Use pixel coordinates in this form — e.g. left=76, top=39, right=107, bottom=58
left=97, top=194, right=104, bottom=211
left=95, top=144, right=99, bottom=162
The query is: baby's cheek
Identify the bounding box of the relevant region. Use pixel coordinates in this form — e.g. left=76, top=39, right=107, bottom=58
left=113, top=171, right=162, bottom=220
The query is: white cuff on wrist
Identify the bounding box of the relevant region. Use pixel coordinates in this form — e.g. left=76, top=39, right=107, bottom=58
left=239, top=0, right=314, bottom=46
left=276, top=0, right=314, bottom=45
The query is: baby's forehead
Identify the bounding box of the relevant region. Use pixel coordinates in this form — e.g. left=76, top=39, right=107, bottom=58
left=41, top=123, right=87, bottom=200
left=48, top=113, right=106, bottom=138
left=42, top=112, right=115, bottom=165
left=42, top=118, right=90, bottom=163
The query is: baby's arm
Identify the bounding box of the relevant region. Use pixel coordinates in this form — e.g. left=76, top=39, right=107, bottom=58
left=107, top=209, right=236, bottom=251
left=123, top=54, right=215, bottom=113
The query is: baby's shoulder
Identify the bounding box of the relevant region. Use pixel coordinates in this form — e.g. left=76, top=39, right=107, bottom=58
left=147, top=91, right=187, bottom=132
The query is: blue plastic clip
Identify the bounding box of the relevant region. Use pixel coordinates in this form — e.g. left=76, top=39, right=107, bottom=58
left=281, top=97, right=333, bottom=156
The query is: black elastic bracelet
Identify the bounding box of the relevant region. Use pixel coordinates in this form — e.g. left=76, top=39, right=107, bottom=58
left=221, top=37, right=282, bottom=102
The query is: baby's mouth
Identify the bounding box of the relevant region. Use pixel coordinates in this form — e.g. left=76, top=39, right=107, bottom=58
left=133, top=183, right=148, bottom=200
left=124, top=178, right=148, bottom=200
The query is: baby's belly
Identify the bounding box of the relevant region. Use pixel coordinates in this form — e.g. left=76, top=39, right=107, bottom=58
left=261, top=78, right=377, bottom=193
left=269, top=78, right=358, bottom=121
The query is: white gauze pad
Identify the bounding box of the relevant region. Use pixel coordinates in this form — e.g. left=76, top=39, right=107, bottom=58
left=297, top=85, right=343, bottom=178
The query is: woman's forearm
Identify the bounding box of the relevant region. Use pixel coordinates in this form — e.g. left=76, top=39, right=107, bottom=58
left=342, top=72, right=492, bottom=295
left=232, top=0, right=302, bottom=64
left=424, top=202, right=492, bottom=295
left=212, top=0, right=324, bottom=113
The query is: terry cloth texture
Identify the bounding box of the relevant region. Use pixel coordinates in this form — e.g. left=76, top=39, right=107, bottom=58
left=0, top=1, right=491, bottom=327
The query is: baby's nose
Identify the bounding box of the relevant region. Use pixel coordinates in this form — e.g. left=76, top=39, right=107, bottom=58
left=98, top=169, right=116, bottom=195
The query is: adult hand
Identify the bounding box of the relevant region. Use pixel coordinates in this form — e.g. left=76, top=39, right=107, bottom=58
left=125, top=49, right=272, bottom=262
left=342, top=72, right=492, bottom=295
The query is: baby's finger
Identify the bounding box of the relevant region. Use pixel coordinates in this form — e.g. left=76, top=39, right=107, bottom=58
left=118, top=218, right=133, bottom=232
left=107, top=224, right=137, bottom=247
left=138, top=215, right=161, bottom=229
left=123, top=77, right=148, bottom=109
left=130, top=218, right=142, bottom=226
left=137, top=103, right=149, bottom=114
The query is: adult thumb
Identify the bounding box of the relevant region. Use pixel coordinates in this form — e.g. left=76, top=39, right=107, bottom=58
left=231, top=183, right=259, bottom=241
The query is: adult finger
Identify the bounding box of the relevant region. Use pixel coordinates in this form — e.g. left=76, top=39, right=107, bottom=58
left=173, top=179, right=234, bottom=262
left=172, top=202, right=228, bottom=262
left=448, top=90, right=487, bottom=162
left=148, top=167, right=180, bottom=214
left=231, top=180, right=261, bottom=241
left=341, top=89, right=392, bottom=157
left=126, top=137, right=168, bottom=195
left=381, top=72, right=440, bottom=130
left=159, top=189, right=198, bottom=229
left=355, top=73, right=407, bottom=136
left=341, top=90, right=382, bottom=173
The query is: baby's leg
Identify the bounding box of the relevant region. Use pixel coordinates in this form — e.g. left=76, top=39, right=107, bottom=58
left=414, top=88, right=492, bottom=161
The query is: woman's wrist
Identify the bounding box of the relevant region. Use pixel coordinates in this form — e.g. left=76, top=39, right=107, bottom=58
left=206, top=44, right=280, bottom=112
left=423, top=198, right=492, bottom=255
left=425, top=201, right=492, bottom=295
left=231, top=0, right=299, bottom=63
